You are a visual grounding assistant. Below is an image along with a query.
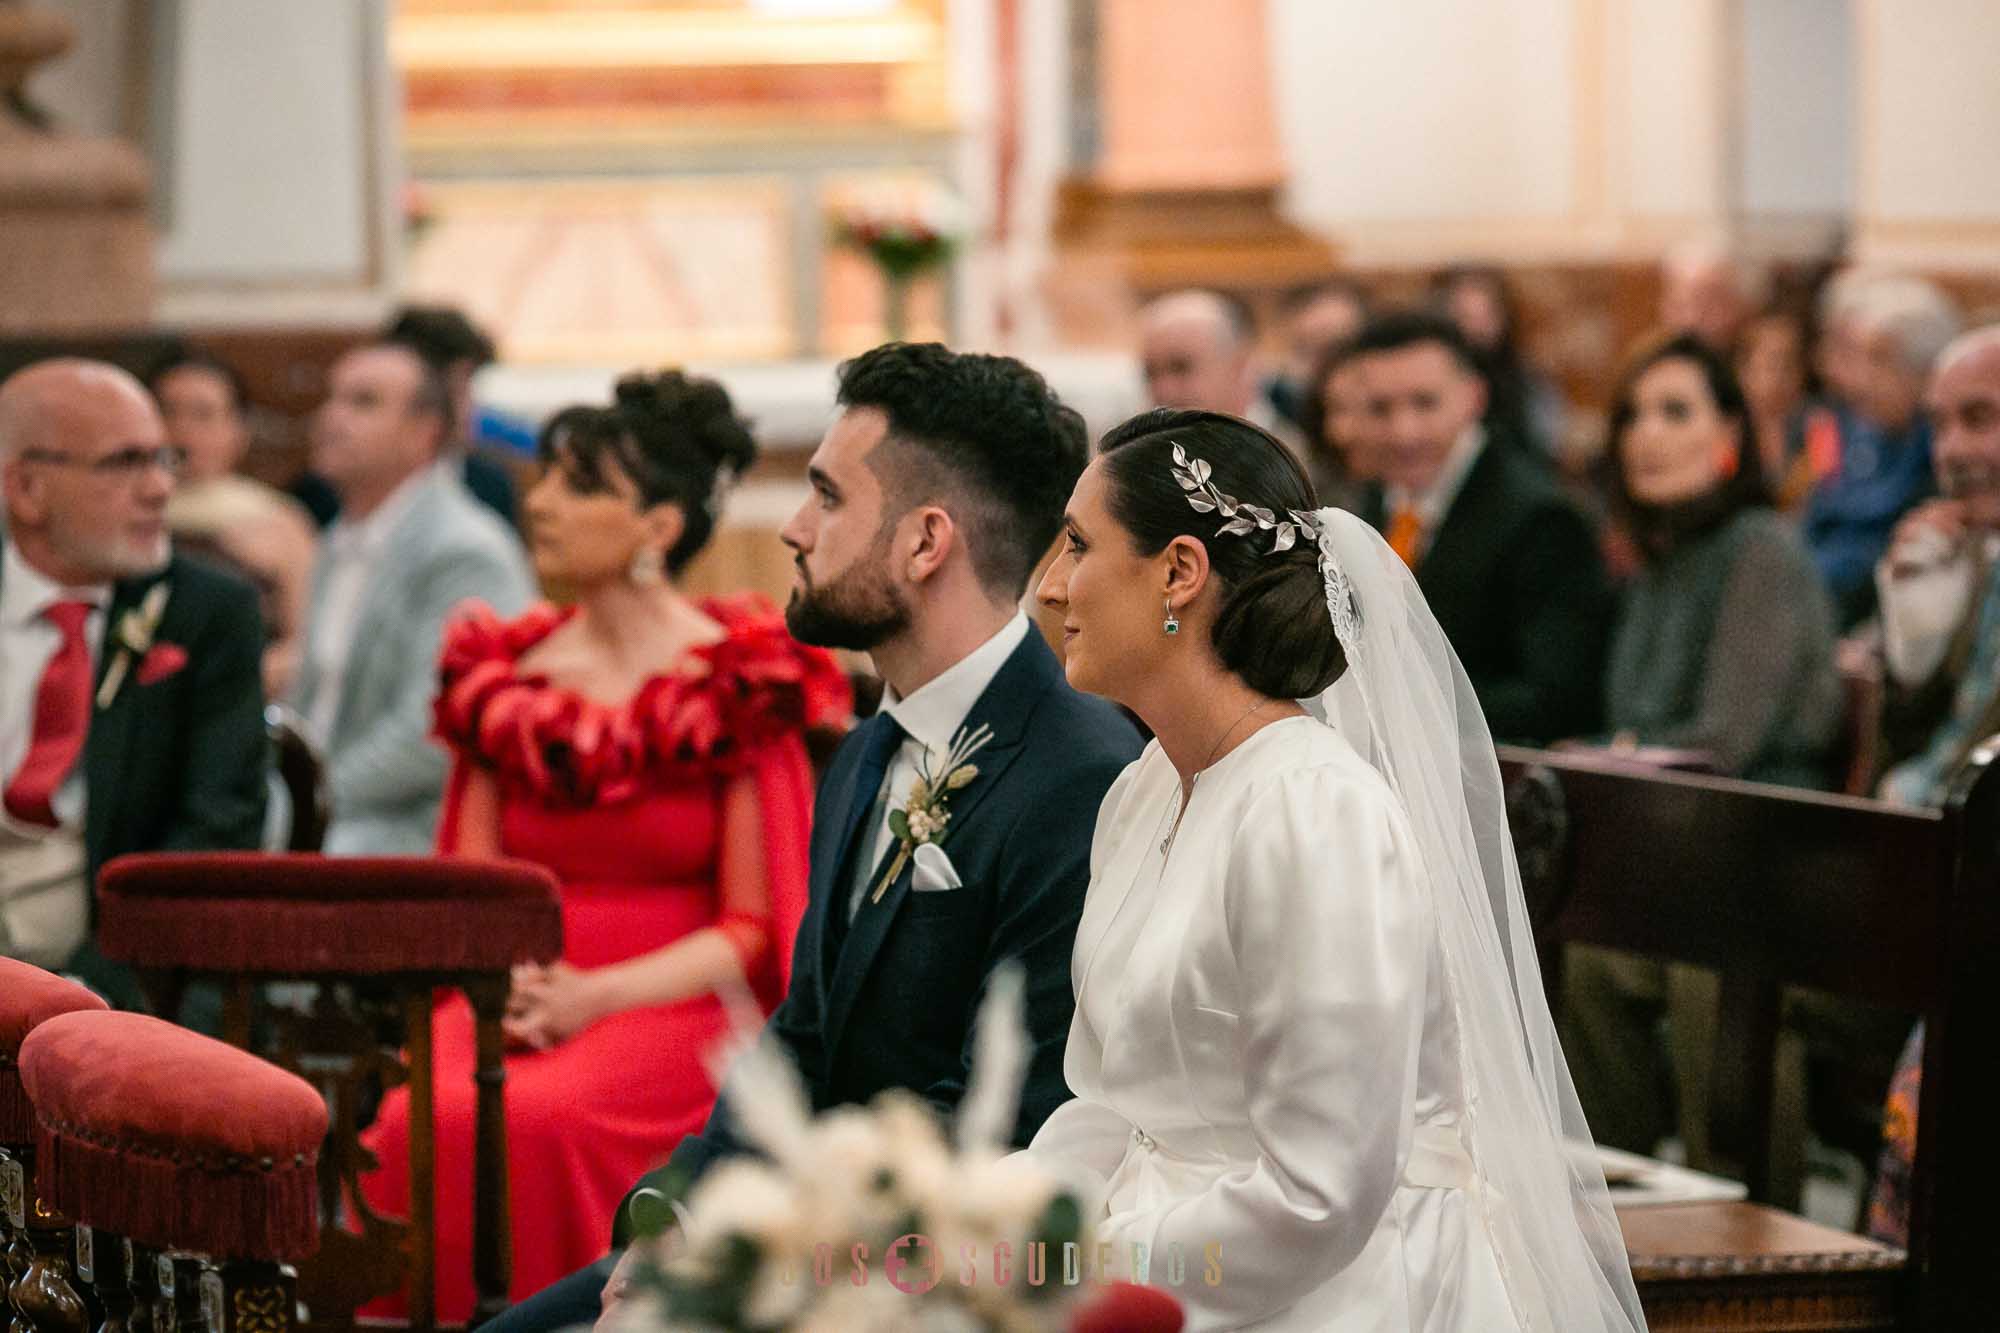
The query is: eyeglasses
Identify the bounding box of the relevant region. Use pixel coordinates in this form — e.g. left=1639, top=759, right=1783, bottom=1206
left=19, top=445, right=188, bottom=479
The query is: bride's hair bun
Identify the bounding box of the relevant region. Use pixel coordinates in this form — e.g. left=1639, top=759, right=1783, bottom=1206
left=1097, top=409, right=1347, bottom=698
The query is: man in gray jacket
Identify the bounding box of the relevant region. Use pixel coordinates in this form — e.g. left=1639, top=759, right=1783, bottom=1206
left=292, top=339, right=533, bottom=854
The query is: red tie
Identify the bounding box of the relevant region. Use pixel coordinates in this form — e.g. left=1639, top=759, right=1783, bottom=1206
left=5, top=600, right=95, bottom=829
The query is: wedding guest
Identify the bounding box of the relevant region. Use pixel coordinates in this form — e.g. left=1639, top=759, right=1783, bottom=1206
left=1660, top=237, right=1767, bottom=353
left=1139, top=288, right=1309, bottom=463
left=1430, top=262, right=1567, bottom=457
left=1269, top=276, right=1371, bottom=431
left=1298, top=337, right=1384, bottom=512
left=291, top=339, right=533, bottom=854
left=1815, top=265, right=1879, bottom=410
left=1874, top=324, right=2000, bottom=806
left=0, top=359, right=265, bottom=1005
left=1563, top=337, right=1845, bottom=1175
left=146, top=347, right=318, bottom=698
left=1600, top=334, right=1842, bottom=784
left=1352, top=311, right=1611, bottom=743
left=1802, top=276, right=1959, bottom=628
left=1863, top=326, right=2000, bottom=1247
left=291, top=307, right=521, bottom=529
left=358, top=371, right=847, bottom=1320
left=1734, top=308, right=1836, bottom=514
left=386, top=305, right=523, bottom=524
left=484, top=343, right=1140, bottom=1333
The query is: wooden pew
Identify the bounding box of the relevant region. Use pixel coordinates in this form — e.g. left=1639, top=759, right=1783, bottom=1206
left=1499, top=738, right=2000, bottom=1329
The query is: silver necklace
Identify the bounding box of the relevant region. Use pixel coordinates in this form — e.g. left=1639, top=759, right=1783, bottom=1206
left=1159, top=698, right=1272, bottom=856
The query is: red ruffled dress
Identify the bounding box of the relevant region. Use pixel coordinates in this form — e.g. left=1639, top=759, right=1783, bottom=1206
left=357, top=595, right=848, bottom=1321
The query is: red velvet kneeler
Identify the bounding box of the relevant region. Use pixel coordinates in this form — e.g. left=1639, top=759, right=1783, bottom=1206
left=96, top=852, right=563, bottom=974
left=0, top=957, right=108, bottom=1150
left=20, top=1010, right=326, bottom=1261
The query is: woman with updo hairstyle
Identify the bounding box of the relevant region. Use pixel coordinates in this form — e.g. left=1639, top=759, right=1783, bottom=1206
left=1029, top=408, right=1646, bottom=1329
left=359, top=370, right=849, bottom=1320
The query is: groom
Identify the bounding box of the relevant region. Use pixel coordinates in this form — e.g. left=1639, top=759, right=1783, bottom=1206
left=487, top=343, right=1141, bottom=1333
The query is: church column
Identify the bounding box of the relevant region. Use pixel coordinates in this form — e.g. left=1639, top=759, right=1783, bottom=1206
left=1047, top=0, right=1334, bottom=342
left=0, top=2, right=152, bottom=333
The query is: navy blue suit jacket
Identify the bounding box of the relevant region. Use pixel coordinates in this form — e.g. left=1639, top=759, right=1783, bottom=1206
left=613, top=626, right=1140, bottom=1244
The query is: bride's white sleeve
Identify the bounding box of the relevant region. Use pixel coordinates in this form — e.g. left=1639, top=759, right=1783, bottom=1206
left=1019, top=1007, right=1134, bottom=1200
left=1105, top=763, right=1427, bottom=1326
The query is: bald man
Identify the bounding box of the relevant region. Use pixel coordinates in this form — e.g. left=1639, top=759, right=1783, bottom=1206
left=1875, top=326, right=2000, bottom=807
left=0, top=359, right=266, bottom=1001
left=1659, top=239, right=1767, bottom=353
left=1139, top=289, right=1311, bottom=464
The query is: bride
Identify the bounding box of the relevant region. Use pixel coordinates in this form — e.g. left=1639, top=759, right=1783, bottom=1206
left=1027, top=409, right=1646, bottom=1330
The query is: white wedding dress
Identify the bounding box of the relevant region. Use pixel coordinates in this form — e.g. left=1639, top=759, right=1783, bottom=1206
left=1029, top=716, right=1534, bottom=1331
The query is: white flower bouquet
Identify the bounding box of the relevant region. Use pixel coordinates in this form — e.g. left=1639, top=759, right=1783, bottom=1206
left=622, top=969, right=1092, bottom=1333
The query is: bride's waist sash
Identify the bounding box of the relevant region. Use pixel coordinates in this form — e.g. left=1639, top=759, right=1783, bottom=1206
left=1109, top=1118, right=1477, bottom=1201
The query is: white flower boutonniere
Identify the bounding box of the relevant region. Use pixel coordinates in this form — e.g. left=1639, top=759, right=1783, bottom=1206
left=96, top=582, right=171, bottom=710
left=871, top=722, right=993, bottom=903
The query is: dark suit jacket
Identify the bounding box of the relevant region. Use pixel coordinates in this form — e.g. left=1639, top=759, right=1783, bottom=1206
left=1, top=550, right=268, bottom=1003
left=612, top=627, right=1141, bottom=1245
left=1362, top=438, right=1610, bottom=744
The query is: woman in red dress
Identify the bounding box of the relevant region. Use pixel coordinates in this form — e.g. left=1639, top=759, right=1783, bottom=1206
left=358, top=372, right=848, bottom=1321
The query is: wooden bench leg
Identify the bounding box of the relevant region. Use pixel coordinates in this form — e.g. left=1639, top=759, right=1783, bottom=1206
left=402, top=990, right=436, bottom=1331
left=199, top=1261, right=295, bottom=1333
left=123, top=1244, right=162, bottom=1333
left=464, top=978, right=511, bottom=1328
left=4, top=1147, right=32, bottom=1292
left=7, top=1148, right=88, bottom=1333
left=72, top=1225, right=137, bottom=1333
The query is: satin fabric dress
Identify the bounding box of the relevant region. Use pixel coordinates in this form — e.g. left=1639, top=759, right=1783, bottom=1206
left=357, top=595, right=848, bottom=1321
left=1029, top=717, right=1531, bottom=1331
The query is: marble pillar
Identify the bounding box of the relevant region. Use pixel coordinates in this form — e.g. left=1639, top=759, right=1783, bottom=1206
left=0, top=2, right=152, bottom=334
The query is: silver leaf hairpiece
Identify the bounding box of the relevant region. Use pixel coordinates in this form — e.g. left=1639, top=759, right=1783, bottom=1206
left=1169, top=442, right=1323, bottom=555
left=1170, top=442, right=1361, bottom=653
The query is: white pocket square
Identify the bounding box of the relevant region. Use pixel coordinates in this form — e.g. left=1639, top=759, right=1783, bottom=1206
left=910, top=842, right=965, bottom=893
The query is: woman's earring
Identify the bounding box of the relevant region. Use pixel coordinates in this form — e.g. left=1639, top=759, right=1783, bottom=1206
left=628, top=548, right=665, bottom=587
left=1163, top=598, right=1180, bottom=636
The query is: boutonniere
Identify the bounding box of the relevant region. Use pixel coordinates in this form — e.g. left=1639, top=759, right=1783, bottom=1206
left=96, top=582, right=172, bottom=709
left=871, top=722, right=994, bottom=903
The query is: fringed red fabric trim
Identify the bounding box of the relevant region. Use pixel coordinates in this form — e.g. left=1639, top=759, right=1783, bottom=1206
left=433, top=593, right=850, bottom=807
left=34, top=1118, right=319, bottom=1262
left=0, top=1062, right=32, bottom=1146
left=96, top=892, right=562, bottom=975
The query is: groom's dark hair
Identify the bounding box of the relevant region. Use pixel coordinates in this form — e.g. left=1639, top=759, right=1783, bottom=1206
left=836, top=342, right=1088, bottom=598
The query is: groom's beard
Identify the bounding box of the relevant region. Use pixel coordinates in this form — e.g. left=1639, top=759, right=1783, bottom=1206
left=785, top=550, right=911, bottom=652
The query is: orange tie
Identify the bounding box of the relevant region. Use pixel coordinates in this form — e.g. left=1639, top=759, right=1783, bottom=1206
left=1386, top=507, right=1424, bottom=568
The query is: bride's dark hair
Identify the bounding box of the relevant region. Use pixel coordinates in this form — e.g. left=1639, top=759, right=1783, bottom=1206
left=1097, top=409, right=1347, bottom=698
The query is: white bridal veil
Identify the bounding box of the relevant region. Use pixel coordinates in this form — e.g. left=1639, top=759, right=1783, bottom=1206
left=1304, top=507, right=1647, bottom=1333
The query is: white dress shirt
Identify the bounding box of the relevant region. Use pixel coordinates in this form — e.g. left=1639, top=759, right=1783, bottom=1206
left=0, top=538, right=110, bottom=833
left=846, top=611, right=1031, bottom=921
left=1878, top=533, right=2000, bottom=687
left=1385, top=423, right=1487, bottom=559
left=305, top=468, right=431, bottom=744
